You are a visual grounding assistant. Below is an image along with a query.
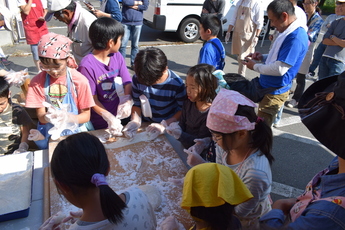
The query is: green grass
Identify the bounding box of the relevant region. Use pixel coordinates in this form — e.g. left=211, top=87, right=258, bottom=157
left=320, top=0, right=335, bottom=15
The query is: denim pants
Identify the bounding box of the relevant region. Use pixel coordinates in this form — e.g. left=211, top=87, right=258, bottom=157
left=318, top=56, right=345, bottom=80
left=309, top=43, right=326, bottom=74
left=119, top=24, right=142, bottom=66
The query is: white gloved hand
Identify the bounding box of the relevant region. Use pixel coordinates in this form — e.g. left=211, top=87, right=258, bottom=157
left=101, top=111, right=123, bottom=136
left=5, top=68, right=29, bottom=87
left=28, top=129, right=45, bottom=141
left=146, top=122, right=165, bottom=140
left=184, top=149, right=206, bottom=167
left=168, top=177, right=184, bottom=188
left=123, top=112, right=141, bottom=139
left=188, top=137, right=211, bottom=155
left=160, top=216, right=180, bottom=230
left=165, top=121, right=182, bottom=139
left=39, top=211, right=66, bottom=230
left=116, top=95, right=134, bottom=119
left=61, top=210, right=83, bottom=225
left=225, top=32, right=231, bottom=44
left=252, top=36, right=259, bottom=48
left=13, top=142, right=29, bottom=154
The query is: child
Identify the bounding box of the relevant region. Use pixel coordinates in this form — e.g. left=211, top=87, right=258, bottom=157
left=123, top=47, right=186, bottom=139
left=165, top=64, right=218, bottom=157
left=78, top=17, right=132, bottom=134
left=198, top=14, right=225, bottom=70
left=25, top=32, right=95, bottom=149
left=161, top=163, right=253, bottom=230
left=187, top=88, right=274, bottom=228
left=0, top=77, right=33, bottom=155
left=260, top=73, right=345, bottom=229
left=41, top=132, right=157, bottom=229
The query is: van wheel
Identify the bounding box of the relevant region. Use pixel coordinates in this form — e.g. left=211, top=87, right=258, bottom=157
left=178, top=18, right=200, bottom=43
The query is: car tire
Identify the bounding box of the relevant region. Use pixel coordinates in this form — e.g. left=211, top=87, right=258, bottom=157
left=178, top=17, right=200, bottom=43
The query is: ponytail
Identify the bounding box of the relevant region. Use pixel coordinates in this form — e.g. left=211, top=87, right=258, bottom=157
left=99, top=185, right=127, bottom=224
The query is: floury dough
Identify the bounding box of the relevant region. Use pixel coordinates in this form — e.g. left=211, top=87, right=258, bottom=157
left=0, top=152, right=33, bottom=215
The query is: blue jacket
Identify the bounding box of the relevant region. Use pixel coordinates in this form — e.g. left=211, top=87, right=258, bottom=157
left=121, top=0, right=148, bottom=25
left=260, top=157, right=345, bottom=230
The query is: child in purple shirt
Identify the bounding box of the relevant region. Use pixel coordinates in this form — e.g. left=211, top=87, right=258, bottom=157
left=79, top=17, right=132, bottom=132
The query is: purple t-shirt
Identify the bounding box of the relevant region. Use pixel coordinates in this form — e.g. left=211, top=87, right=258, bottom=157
left=78, top=52, right=132, bottom=129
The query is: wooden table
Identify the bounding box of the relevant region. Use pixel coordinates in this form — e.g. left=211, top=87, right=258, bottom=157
left=44, top=128, right=193, bottom=229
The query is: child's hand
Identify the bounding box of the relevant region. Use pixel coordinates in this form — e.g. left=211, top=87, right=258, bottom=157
left=101, top=111, right=123, bottom=136
left=13, top=142, right=29, bottom=154
left=165, top=121, right=182, bottom=139
left=184, top=149, right=206, bottom=167
left=116, top=95, right=134, bottom=119
left=168, top=177, right=184, bottom=187
left=160, top=216, right=181, bottom=230
left=189, top=137, right=211, bottom=155
left=39, top=211, right=66, bottom=230
left=62, top=210, right=83, bottom=225
left=146, top=123, right=165, bottom=140
left=28, top=129, right=45, bottom=141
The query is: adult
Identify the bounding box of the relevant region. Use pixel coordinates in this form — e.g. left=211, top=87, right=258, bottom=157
left=287, top=0, right=323, bottom=108
left=119, top=0, right=148, bottom=69
left=84, top=0, right=122, bottom=22
left=244, top=0, right=308, bottom=127
left=318, top=0, right=345, bottom=80
left=45, top=0, right=96, bottom=64
left=225, top=0, right=264, bottom=77
left=260, top=72, right=345, bottom=229
left=201, top=0, right=225, bottom=38
left=17, top=0, right=48, bottom=72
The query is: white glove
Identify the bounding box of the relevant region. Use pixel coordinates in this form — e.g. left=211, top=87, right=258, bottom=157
left=252, top=36, right=259, bottom=48
left=101, top=111, right=123, bottom=136
left=28, top=129, right=45, bottom=141
left=61, top=210, right=83, bottom=225
left=160, top=216, right=180, bottom=230
left=188, top=137, right=211, bottom=155
left=168, top=177, right=184, bottom=188
left=165, top=121, right=182, bottom=139
left=116, top=95, right=134, bottom=119
left=146, top=122, right=165, bottom=140
left=123, top=112, right=141, bottom=139
left=184, top=148, right=206, bottom=167
left=5, top=69, right=29, bottom=87
left=13, top=142, right=29, bottom=154
left=39, top=211, right=66, bottom=230
left=225, top=32, right=231, bottom=44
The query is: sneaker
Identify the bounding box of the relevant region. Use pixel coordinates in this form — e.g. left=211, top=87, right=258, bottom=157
left=287, top=99, right=298, bottom=108
left=0, top=58, right=11, bottom=66
left=306, top=72, right=316, bottom=80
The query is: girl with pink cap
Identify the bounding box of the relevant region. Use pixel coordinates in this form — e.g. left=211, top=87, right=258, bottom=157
left=188, top=88, right=274, bottom=228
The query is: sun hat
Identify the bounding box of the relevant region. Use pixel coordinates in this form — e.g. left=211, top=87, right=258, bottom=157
left=181, top=163, right=253, bottom=210
left=206, top=88, right=257, bottom=133
left=298, top=73, right=345, bottom=159
left=45, top=0, right=72, bottom=21
left=38, top=32, right=77, bottom=68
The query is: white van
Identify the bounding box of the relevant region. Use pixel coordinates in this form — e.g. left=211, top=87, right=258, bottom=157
left=143, top=0, right=272, bottom=43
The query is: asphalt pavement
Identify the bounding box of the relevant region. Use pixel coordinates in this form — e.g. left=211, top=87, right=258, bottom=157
left=1, top=20, right=335, bottom=203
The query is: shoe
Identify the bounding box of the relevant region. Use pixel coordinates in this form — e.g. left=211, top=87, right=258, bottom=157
left=0, top=58, right=11, bottom=66
left=273, top=123, right=280, bottom=128
left=306, top=72, right=316, bottom=80
left=287, top=99, right=298, bottom=108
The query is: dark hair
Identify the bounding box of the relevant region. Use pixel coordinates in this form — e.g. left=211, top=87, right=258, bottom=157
left=304, top=0, right=322, bottom=14
left=134, top=47, right=168, bottom=86
left=89, top=17, right=124, bottom=50
left=211, top=105, right=274, bottom=165
left=64, top=0, right=76, bottom=12
left=267, top=0, right=295, bottom=19
left=190, top=203, right=236, bottom=230
left=187, top=64, right=217, bottom=103
left=0, top=77, right=9, bottom=98
left=51, top=132, right=126, bottom=224
left=39, top=57, right=68, bottom=65
left=200, top=14, right=221, bottom=36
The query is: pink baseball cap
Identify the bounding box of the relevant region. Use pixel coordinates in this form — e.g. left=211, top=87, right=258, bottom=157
left=206, top=88, right=257, bottom=133
left=38, top=32, right=77, bottom=68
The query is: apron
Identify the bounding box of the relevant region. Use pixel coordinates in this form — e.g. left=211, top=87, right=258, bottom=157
left=20, top=0, right=48, bottom=44
left=35, top=69, right=90, bottom=149
left=231, top=0, right=257, bottom=75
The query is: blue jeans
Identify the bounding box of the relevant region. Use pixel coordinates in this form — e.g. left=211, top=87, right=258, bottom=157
left=309, top=43, right=326, bottom=74
left=318, top=56, right=345, bottom=80
left=119, top=24, right=142, bottom=66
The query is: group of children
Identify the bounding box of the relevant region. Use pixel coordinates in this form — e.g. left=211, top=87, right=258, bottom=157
left=1, top=6, right=345, bottom=229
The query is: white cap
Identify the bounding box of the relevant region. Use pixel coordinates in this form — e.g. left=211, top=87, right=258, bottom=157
left=45, top=0, right=73, bottom=21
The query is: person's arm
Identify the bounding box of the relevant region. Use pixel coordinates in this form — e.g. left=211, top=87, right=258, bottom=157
left=252, top=1, right=264, bottom=33
left=76, top=108, right=91, bottom=124
left=94, top=0, right=122, bottom=21
left=217, top=0, right=225, bottom=17
left=92, top=95, right=108, bottom=116
left=328, top=35, right=345, bottom=48
left=322, top=20, right=338, bottom=46
left=18, top=0, right=32, bottom=15
left=20, top=125, right=30, bottom=145
left=138, top=0, right=149, bottom=11
left=251, top=60, right=291, bottom=76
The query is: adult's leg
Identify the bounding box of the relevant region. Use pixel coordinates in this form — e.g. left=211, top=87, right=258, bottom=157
left=30, top=44, right=40, bottom=72
left=308, top=43, right=326, bottom=74
left=318, top=56, right=329, bottom=80
left=119, top=24, right=131, bottom=59
left=237, top=55, right=246, bottom=76
left=258, top=91, right=289, bottom=127
left=292, top=73, right=305, bottom=102
left=130, top=25, right=142, bottom=66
